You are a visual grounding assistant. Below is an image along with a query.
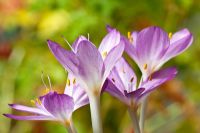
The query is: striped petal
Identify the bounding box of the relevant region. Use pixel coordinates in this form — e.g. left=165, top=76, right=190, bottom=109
left=3, top=114, right=54, bottom=120
left=8, top=104, right=48, bottom=116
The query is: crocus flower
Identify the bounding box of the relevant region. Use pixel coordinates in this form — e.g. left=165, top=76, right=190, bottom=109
left=104, top=57, right=177, bottom=107
left=47, top=29, right=123, bottom=97
left=103, top=57, right=177, bottom=133
left=124, top=26, right=193, bottom=79
left=4, top=74, right=88, bottom=133
left=47, top=28, right=124, bottom=133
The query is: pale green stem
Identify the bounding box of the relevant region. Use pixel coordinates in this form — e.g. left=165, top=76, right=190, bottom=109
left=65, top=119, right=77, bottom=133
left=89, top=95, right=103, bottom=133
left=128, top=107, right=141, bottom=133
left=66, top=125, right=73, bottom=133
left=139, top=96, right=148, bottom=133
left=70, top=119, right=77, bottom=133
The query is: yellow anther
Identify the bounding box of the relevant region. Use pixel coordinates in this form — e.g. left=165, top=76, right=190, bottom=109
left=127, top=31, right=134, bottom=43
left=148, top=74, right=152, bottom=81
left=67, top=79, right=70, bottom=86
left=168, top=32, right=172, bottom=39
left=45, top=88, right=50, bottom=93
left=102, top=51, right=108, bottom=58
left=128, top=31, right=131, bottom=38
left=122, top=68, right=125, bottom=73
left=65, top=120, right=70, bottom=126
left=36, top=98, right=42, bottom=105
left=30, top=100, right=35, bottom=104
left=130, top=77, right=134, bottom=82
left=144, top=64, right=148, bottom=70
left=73, top=78, right=76, bottom=85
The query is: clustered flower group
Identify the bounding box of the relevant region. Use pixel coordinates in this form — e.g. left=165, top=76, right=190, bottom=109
left=4, top=26, right=193, bottom=133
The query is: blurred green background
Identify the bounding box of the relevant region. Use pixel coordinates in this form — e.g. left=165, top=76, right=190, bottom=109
left=0, top=0, right=200, bottom=133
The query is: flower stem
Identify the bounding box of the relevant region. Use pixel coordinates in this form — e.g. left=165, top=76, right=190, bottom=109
left=139, top=96, right=148, bottom=133
left=70, top=119, right=77, bottom=133
left=128, top=107, right=141, bottom=133
left=89, top=95, right=103, bottom=133
left=66, top=126, right=73, bottom=133
left=65, top=119, right=77, bottom=133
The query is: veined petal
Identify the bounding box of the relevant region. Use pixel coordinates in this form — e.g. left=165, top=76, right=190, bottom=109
left=139, top=67, right=177, bottom=99
left=108, top=67, right=126, bottom=94
left=103, top=79, right=129, bottom=105
left=160, top=28, right=193, bottom=66
left=72, top=36, right=88, bottom=53
left=43, top=92, right=74, bottom=121
left=76, top=40, right=104, bottom=91
left=47, top=40, right=79, bottom=74
left=3, top=114, right=54, bottom=120
left=124, top=88, right=145, bottom=102
left=114, top=58, right=137, bottom=92
left=103, top=42, right=125, bottom=82
left=131, top=32, right=138, bottom=46
left=64, top=73, right=89, bottom=110
left=135, top=26, right=170, bottom=78
left=8, top=104, right=48, bottom=116
left=98, top=29, right=120, bottom=55
left=124, top=36, right=139, bottom=66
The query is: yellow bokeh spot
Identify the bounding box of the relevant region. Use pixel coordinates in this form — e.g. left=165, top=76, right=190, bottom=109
left=38, top=10, right=70, bottom=38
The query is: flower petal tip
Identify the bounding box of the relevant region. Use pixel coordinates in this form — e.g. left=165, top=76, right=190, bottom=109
left=3, top=114, right=10, bottom=118
left=8, top=104, right=14, bottom=107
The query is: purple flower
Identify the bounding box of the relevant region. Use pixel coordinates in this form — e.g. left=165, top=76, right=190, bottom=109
left=124, top=26, right=193, bottom=79
left=4, top=74, right=88, bottom=123
left=47, top=29, right=124, bottom=96
left=4, top=92, right=74, bottom=122
left=104, top=57, right=177, bottom=107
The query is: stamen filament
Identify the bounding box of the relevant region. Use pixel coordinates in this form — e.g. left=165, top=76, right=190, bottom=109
left=61, top=35, right=75, bottom=52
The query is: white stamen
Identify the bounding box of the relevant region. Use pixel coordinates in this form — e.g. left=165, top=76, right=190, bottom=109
left=87, top=33, right=90, bottom=41
left=61, top=35, right=75, bottom=52
left=41, top=71, right=48, bottom=89
left=47, top=74, right=52, bottom=90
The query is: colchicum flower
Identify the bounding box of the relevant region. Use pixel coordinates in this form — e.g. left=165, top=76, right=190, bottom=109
left=123, top=26, right=192, bottom=133
left=104, top=57, right=177, bottom=107
left=103, top=57, right=177, bottom=133
left=4, top=74, right=88, bottom=133
left=124, top=26, right=193, bottom=79
left=47, top=28, right=124, bottom=133
left=47, top=29, right=123, bottom=97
